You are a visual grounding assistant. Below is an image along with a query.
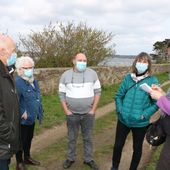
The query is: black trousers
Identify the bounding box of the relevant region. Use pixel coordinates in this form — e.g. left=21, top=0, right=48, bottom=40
left=156, top=115, right=170, bottom=170
left=112, top=120, right=147, bottom=170
left=16, top=123, right=35, bottom=162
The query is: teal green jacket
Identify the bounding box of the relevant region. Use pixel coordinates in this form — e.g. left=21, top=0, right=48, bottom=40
left=115, top=73, right=159, bottom=127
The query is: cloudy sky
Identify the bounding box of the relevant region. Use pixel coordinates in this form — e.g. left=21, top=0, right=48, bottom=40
left=1, top=0, right=170, bottom=55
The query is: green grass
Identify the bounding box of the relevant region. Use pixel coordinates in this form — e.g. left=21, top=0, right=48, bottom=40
left=146, top=146, right=163, bottom=170
left=156, top=72, right=169, bottom=84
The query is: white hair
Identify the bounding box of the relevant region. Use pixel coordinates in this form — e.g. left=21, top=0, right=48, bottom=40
left=15, top=56, right=35, bottom=75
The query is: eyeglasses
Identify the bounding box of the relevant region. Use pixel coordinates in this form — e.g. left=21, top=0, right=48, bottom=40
left=21, top=67, right=33, bottom=69
left=71, top=71, right=84, bottom=88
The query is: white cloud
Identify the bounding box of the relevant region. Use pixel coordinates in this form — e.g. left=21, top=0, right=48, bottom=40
left=0, top=0, right=170, bottom=54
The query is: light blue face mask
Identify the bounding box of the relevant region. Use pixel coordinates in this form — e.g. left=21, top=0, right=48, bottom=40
left=7, top=53, right=17, bottom=66
left=135, top=62, right=148, bottom=74
left=24, top=69, right=33, bottom=78
left=76, top=61, right=87, bottom=72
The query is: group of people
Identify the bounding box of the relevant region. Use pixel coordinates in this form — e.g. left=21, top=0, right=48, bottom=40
left=0, top=34, right=43, bottom=170
left=0, top=33, right=170, bottom=170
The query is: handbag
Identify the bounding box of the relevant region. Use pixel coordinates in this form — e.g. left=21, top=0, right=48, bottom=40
left=145, top=117, right=166, bottom=146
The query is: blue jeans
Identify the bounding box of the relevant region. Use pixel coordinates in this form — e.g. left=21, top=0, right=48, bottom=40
left=0, top=159, right=10, bottom=170
left=66, top=113, right=95, bottom=162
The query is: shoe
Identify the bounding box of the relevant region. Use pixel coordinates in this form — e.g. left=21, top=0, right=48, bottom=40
left=24, top=157, right=40, bottom=166
left=110, top=167, right=118, bottom=170
left=63, top=159, right=75, bottom=169
left=16, top=162, right=27, bottom=170
left=84, top=160, right=99, bottom=170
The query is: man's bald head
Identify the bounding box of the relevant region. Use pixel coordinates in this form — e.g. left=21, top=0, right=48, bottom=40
left=0, top=34, right=16, bottom=65
left=73, top=53, right=87, bottom=63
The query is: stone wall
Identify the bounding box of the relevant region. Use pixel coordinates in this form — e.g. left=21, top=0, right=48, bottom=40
left=34, top=64, right=170, bottom=95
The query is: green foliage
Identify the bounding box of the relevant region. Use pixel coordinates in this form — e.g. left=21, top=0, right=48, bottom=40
left=153, top=39, right=170, bottom=62
left=155, top=72, right=169, bottom=84
left=19, top=22, right=114, bottom=68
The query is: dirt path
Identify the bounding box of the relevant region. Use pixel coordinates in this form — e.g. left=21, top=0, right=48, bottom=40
left=30, top=80, right=170, bottom=170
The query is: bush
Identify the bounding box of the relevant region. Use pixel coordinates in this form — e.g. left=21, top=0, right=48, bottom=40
left=19, top=22, right=115, bottom=67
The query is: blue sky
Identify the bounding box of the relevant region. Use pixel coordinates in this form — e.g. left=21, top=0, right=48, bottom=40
left=1, top=0, right=170, bottom=55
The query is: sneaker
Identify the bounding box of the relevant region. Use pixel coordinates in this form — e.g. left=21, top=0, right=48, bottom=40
left=84, top=160, right=99, bottom=170
left=63, top=159, right=75, bottom=169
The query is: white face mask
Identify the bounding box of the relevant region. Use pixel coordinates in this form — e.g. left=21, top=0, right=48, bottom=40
left=24, top=69, right=33, bottom=78
left=135, top=62, right=148, bottom=74
left=75, top=61, right=87, bottom=72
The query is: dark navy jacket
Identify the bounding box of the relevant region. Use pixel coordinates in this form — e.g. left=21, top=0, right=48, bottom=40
left=15, top=76, right=43, bottom=125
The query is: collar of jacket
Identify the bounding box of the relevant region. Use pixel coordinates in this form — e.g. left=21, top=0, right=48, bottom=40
left=0, top=60, right=9, bottom=78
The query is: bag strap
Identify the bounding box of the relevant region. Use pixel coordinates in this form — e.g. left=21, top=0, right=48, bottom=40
left=124, top=76, right=150, bottom=95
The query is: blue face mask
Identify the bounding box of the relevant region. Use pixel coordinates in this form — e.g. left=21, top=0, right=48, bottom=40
left=135, top=62, right=148, bottom=74
left=7, top=53, right=17, bottom=66
left=76, top=61, right=87, bottom=72
left=24, top=69, right=33, bottom=78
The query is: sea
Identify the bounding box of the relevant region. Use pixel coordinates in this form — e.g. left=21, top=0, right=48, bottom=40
left=99, top=55, right=135, bottom=66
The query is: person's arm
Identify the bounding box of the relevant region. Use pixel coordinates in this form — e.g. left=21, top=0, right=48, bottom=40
left=157, top=96, right=170, bottom=115
left=15, top=79, right=27, bottom=119
left=115, top=75, right=129, bottom=114
left=89, top=73, right=101, bottom=114
left=58, top=73, right=72, bottom=115
left=0, top=101, right=14, bottom=142
left=89, top=94, right=101, bottom=114
left=60, top=99, right=72, bottom=115
left=142, top=77, right=159, bottom=119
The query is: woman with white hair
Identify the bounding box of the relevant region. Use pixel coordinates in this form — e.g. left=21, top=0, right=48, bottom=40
left=15, top=56, right=43, bottom=170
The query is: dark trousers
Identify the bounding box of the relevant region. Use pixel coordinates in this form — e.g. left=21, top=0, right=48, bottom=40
left=112, top=120, right=147, bottom=170
left=0, top=159, right=10, bottom=170
left=67, top=114, right=94, bottom=162
left=16, top=123, right=35, bottom=162
left=156, top=115, right=170, bottom=170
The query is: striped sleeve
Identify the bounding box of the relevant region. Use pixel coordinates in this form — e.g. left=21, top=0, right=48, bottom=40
left=93, top=72, right=101, bottom=95
left=58, top=73, right=66, bottom=101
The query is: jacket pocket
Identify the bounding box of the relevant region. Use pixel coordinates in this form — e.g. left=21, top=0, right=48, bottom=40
left=0, top=143, right=10, bottom=158
left=8, top=122, right=15, bottom=143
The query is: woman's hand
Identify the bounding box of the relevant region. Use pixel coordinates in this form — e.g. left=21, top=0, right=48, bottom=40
left=21, top=112, right=28, bottom=120
left=150, top=90, right=165, bottom=100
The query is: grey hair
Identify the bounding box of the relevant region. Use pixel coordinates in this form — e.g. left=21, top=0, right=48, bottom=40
left=15, top=56, right=35, bottom=75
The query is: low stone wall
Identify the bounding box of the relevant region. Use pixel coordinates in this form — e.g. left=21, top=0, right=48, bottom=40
left=34, top=64, right=170, bottom=95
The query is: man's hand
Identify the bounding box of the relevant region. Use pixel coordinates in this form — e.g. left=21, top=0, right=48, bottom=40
left=89, top=110, right=95, bottom=115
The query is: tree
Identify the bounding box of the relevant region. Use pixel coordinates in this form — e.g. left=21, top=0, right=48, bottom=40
left=153, top=39, right=170, bottom=63
left=19, top=22, right=115, bottom=68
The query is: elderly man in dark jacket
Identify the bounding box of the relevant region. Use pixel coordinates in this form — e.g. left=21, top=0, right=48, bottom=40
left=0, top=34, right=21, bottom=170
